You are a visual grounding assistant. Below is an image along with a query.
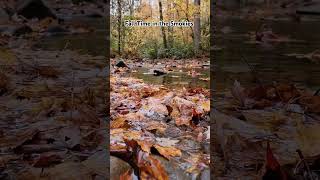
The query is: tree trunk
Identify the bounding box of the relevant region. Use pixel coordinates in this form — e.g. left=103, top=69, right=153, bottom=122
left=167, top=2, right=173, bottom=48
left=129, top=0, right=134, bottom=16
left=159, top=0, right=167, bottom=49
left=117, top=0, right=122, bottom=55
left=194, top=0, right=200, bottom=53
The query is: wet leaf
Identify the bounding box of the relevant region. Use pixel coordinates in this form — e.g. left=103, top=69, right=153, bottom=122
left=231, top=80, right=247, bottom=107
left=37, top=66, right=60, bottom=78
left=111, top=117, right=130, bottom=129
left=0, top=72, right=9, bottom=94
left=139, top=154, right=169, bottom=180
left=0, top=128, right=39, bottom=150
left=153, top=145, right=182, bottom=160
left=136, top=140, right=154, bottom=153
left=156, top=138, right=179, bottom=147
left=299, top=96, right=320, bottom=113
left=33, top=153, right=62, bottom=168
left=200, top=100, right=210, bottom=113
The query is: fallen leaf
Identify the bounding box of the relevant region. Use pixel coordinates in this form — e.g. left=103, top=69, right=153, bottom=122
left=111, top=117, right=130, bottom=129
left=155, top=138, right=179, bottom=147
left=37, top=66, right=60, bottom=78
left=231, top=80, right=247, bottom=107
left=136, top=140, right=154, bottom=153
left=33, top=153, right=62, bottom=168
left=0, top=72, right=9, bottom=94
left=0, top=128, right=39, bottom=150
left=153, top=145, right=182, bottom=160
left=200, top=100, right=210, bottom=113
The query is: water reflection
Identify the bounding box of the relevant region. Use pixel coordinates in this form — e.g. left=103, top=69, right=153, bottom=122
left=35, top=18, right=106, bottom=56
left=215, top=17, right=320, bottom=91
left=130, top=67, right=210, bottom=89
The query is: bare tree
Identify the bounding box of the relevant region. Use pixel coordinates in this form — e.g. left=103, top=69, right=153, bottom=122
left=117, top=0, right=122, bottom=55
left=129, top=0, right=134, bottom=16
left=159, top=0, right=167, bottom=49
left=167, top=1, right=174, bottom=48
left=194, top=0, right=200, bottom=53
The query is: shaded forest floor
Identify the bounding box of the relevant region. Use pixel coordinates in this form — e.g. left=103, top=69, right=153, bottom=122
left=213, top=6, right=320, bottom=179
left=110, top=58, right=210, bottom=179
left=0, top=1, right=108, bottom=179
left=213, top=82, right=320, bottom=179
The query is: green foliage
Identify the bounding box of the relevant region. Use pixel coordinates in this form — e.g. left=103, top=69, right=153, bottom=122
left=139, top=40, right=195, bottom=59
left=140, top=40, right=159, bottom=59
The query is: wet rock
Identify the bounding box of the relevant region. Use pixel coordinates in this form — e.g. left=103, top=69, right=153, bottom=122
left=178, top=138, right=201, bottom=152
left=16, top=0, right=57, bottom=20
left=199, top=169, right=210, bottom=180
left=153, top=69, right=166, bottom=76
left=115, top=60, right=128, bottom=68
left=153, top=155, right=192, bottom=180
left=164, top=126, right=182, bottom=138
left=82, top=150, right=108, bottom=179
left=110, top=156, right=132, bottom=179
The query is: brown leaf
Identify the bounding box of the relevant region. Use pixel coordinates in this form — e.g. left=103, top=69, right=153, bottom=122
left=231, top=80, right=247, bottom=106
left=33, top=153, right=62, bottom=168
left=0, top=72, right=8, bottom=94
left=275, top=84, right=300, bottom=102
left=146, top=121, right=167, bottom=134
left=37, top=66, right=60, bottom=78
left=110, top=143, right=126, bottom=152
left=299, top=96, right=320, bottom=113
left=0, top=128, right=39, bottom=149
left=125, top=139, right=169, bottom=180
left=139, top=153, right=169, bottom=180
left=111, top=117, right=130, bottom=129
left=153, top=145, right=182, bottom=160
left=136, top=140, right=154, bottom=153
left=120, top=169, right=134, bottom=180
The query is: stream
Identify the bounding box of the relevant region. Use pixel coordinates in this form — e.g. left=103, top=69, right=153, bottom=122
left=129, top=66, right=210, bottom=89
left=215, top=17, right=320, bottom=92
left=35, top=17, right=107, bottom=56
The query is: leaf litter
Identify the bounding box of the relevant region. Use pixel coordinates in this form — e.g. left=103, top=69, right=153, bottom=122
left=110, top=59, right=210, bottom=179
left=0, top=36, right=107, bottom=179
left=213, top=80, right=320, bottom=179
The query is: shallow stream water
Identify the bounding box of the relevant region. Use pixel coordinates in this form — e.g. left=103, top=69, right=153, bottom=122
left=130, top=66, right=210, bottom=89
left=35, top=18, right=106, bottom=56
left=215, top=17, right=320, bottom=92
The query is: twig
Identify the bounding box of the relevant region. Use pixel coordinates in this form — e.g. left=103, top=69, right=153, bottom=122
left=56, top=41, right=70, bottom=58
left=71, top=71, right=75, bottom=120
left=239, top=52, right=263, bottom=86
left=296, top=149, right=315, bottom=180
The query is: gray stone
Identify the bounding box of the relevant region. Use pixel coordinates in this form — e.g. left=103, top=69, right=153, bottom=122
left=110, top=156, right=132, bottom=180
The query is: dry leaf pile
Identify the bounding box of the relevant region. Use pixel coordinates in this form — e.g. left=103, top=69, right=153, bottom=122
left=110, top=60, right=210, bottom=179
